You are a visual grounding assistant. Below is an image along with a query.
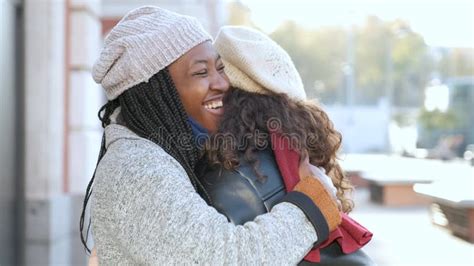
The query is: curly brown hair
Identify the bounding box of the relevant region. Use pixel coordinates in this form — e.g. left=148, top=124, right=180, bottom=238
left=205, top=87, right=354, bottom=213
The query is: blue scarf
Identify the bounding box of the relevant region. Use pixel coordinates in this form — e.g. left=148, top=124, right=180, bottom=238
left=187, top=117, right=209, bottom=150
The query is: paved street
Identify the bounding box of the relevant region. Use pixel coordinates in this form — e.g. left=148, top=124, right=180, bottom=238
left=351, top=188, right=474, bottom=266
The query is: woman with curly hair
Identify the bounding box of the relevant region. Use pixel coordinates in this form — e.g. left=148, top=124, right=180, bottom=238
left=195, top=26, right=374, bottom=265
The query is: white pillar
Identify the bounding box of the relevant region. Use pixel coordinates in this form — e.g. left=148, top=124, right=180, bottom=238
left=23, top=0, right=103, bottom=264
left=23, top=0, right=68, bottom=264
left=24, top=0, right=65, bottom=200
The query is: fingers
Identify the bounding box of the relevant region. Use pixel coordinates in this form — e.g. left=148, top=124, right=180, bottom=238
left=300, top=150, right=309, bottom=164
left=306, top=164, right=338, bottom=202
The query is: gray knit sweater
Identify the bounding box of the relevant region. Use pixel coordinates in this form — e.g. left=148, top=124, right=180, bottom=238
left=91, top=124, right=318, bottom=265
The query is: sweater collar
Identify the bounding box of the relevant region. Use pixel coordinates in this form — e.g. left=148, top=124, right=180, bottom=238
left=187, top=117, right=209, bottom=150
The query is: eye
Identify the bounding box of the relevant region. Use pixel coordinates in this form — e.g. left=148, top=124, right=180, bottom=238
left=217, top=65, right=225, bottom=73
left=193, top=69, right=208, bottom=77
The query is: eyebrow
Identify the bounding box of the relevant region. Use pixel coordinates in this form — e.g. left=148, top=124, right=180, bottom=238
left=191, top=55, right=222, bottom=66
left=192, top=59, right=208, bottom=65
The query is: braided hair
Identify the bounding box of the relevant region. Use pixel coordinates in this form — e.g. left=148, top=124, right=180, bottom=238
left=79, top=69, right=211, bottom=253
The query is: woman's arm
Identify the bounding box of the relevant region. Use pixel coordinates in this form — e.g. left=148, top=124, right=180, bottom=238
left=91, top=140, right=340, bottom=264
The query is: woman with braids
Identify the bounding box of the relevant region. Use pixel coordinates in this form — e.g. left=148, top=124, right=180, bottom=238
left=83, top=6, right=342, bottom=265
left=192, top=26, right=375, bottom=265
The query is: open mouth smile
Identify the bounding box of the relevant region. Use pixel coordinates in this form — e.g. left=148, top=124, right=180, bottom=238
left=202, top=97, right=224, bottom=115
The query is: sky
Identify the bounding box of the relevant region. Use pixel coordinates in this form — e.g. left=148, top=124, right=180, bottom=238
left=236, top=0, right=474, bottom=48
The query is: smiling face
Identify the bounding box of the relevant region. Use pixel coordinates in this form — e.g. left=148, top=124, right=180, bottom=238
left=168, top=41, right=230, bottom=133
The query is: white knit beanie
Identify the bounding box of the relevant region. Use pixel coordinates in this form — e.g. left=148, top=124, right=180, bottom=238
left=214, top=26, right=306, bottom=100
left=92, top=6, right=212, bottom=100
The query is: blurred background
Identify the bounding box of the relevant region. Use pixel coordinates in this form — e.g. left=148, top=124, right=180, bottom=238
left=0, top=0, right=472, bottom=265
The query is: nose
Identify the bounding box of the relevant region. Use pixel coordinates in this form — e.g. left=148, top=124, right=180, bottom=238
left=210, top=71, right=230, bottom=92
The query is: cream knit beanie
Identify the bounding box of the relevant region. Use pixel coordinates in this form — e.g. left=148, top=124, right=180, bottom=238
left=214, top=26, right=306, bottom=100
left=92, top=6, right=212, bottom=100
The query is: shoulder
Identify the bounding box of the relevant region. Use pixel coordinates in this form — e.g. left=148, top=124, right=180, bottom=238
left=103, top=125, right=185, bottom=175
left=93, top=126, right=192, bottom=201
left=106, top=137, right=180, bottom=173
left=91, top=127, right=196, bottom=232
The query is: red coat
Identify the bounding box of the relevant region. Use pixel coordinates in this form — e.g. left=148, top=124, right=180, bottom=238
left=270, top=132, right=373, bottom=262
